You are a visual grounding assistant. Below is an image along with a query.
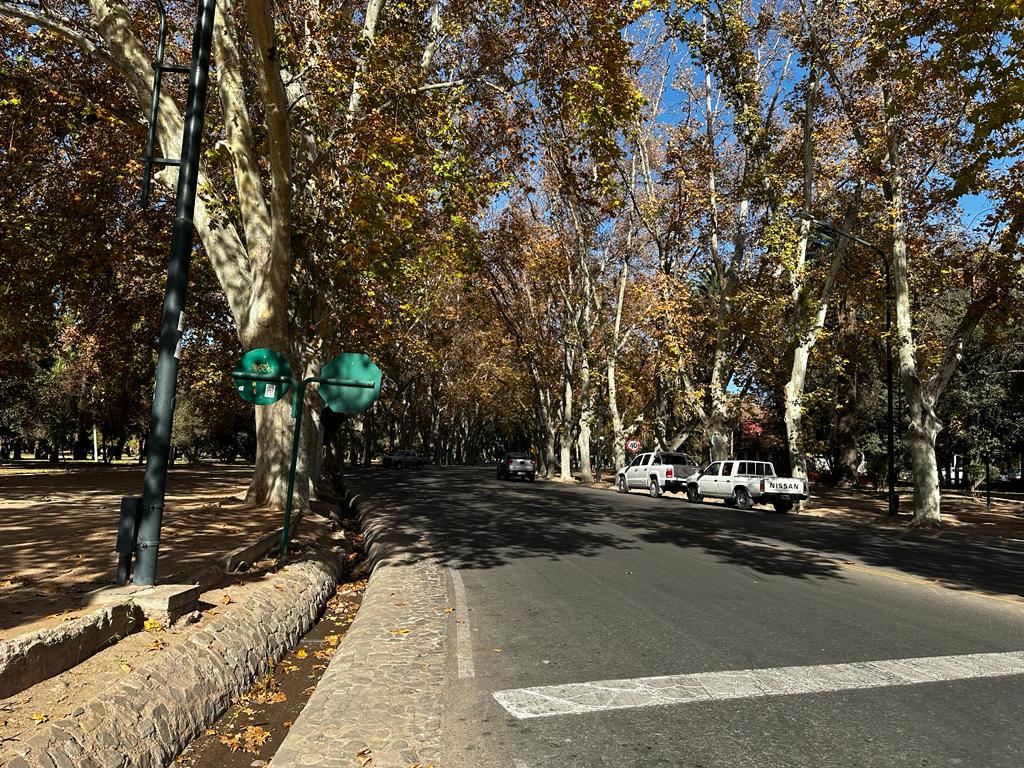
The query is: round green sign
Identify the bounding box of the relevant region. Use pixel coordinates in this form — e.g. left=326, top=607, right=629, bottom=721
left=318, top=353, right=382, bottom=414
left=232, top=348, right=293, bottom=405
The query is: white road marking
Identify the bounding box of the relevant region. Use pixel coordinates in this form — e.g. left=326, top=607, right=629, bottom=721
left=493, top=650, right=1024, bottom=719
left=450, top=568, right=475, bottom=678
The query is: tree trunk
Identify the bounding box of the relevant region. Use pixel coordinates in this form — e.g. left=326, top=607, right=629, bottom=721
left=707, top=407, right=729, bottom=461
left=577, top=347, right=593, bottom=483
left=834, top=298, right=860, bottom=485
left=607, top=354, right=625, bottom=472
left=905, top=412, right=942, bottom=522
left=559, top=375, right=573, bottom=480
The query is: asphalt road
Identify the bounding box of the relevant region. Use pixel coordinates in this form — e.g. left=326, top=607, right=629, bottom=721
left=364, top=466, right=1024, bottom=768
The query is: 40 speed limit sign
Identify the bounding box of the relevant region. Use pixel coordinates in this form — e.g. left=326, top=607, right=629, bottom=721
left=625, top=437, right=641, bottom=453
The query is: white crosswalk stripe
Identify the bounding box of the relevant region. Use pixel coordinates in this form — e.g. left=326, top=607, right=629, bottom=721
left=493, top=650, right=1024, bottom=719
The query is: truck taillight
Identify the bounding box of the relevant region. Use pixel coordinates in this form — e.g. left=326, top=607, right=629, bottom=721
left=666, top=467, right=673, bottom=478
left=760, top=479, right=765, bottom=492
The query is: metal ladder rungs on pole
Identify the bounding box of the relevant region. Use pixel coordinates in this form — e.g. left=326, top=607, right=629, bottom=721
left=140, top=0, right=191, bottom=208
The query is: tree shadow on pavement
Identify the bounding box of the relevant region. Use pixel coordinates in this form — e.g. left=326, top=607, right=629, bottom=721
left=355, top=469, right=638, bottom=570
left=354, top=467, right=1024, bottom=600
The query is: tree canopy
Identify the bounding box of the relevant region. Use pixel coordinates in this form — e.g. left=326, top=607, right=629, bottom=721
left=1, top=0, right=1021, bottom=523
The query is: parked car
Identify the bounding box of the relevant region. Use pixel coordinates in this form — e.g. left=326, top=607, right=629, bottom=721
left=382, top=449, right=424, bottom=469
left=686, top=459, right=806, bottom=513
left=616, top=451, right=701, bottom=497
left=497, top=451, right=536, bottom=481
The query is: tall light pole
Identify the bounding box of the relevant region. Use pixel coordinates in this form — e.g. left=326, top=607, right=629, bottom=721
left=800, top=214, right=899, bottom=517
left=131, top=0, right=219, bottom=585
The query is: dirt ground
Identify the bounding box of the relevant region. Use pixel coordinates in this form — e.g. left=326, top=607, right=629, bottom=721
left=0, top=462, right=279, bottom=641
left=0, top=461, right=362, bottom=764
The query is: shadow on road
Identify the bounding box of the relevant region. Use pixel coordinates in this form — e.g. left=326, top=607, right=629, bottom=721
left=354, top=467, right=1023, bottom=600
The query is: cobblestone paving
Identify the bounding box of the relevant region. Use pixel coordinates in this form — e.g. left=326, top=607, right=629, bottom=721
left=271, top=480, right=450, bottom=768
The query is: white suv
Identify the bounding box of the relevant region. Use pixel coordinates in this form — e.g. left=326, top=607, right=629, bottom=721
left=686, top=460, right=806, bottom=513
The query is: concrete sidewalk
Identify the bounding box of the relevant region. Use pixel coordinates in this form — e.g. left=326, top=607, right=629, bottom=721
left=270, top=473, right=450, bottom=768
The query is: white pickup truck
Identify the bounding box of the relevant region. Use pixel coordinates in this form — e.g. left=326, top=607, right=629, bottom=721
left=616, top=451, right=702, bottom=498
left=686, top=459, right=806, bottom=513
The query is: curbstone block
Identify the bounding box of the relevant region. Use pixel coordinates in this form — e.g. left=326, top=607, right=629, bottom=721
left=12, top=553, right=342, bottom=768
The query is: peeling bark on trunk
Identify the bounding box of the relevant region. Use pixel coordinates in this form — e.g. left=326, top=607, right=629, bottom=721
left=576, top=374, right=593, bottom=482
left=608, top=354, right=625, bottom=472
left=884, top=85, right=984, bottom=526
left=559, top=375, right=573, bottom=481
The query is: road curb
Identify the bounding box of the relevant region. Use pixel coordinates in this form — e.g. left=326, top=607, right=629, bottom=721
left=271, top=472, right=449, bottom=768
left=0, top=603, right=144, bottom=700
left=6, top=550, right=342, bottom=768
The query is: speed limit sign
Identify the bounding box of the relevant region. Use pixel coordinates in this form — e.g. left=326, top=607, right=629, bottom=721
left=625, top=437, right=641, bottom=453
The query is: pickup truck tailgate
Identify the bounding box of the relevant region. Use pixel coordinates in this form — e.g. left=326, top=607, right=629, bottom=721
left=765, top=477, right=806, bottom=496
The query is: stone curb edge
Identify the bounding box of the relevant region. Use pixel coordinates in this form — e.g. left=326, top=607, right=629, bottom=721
left=221, top=528, right=281, bottom=574
left=0, top=604, right=144, bottom=701
left=1, top=527, right=288, bottom=705
left=8, top=550, right=342, bottom=768
left=270, top=472, right=449, bottom=768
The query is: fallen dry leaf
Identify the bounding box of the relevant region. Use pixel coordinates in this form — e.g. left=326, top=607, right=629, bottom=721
left=219, top=733, right=242, bottom=752
left=314, top=647, right=335, bottom=660
left=295, top=649, right=308, bottom=659
left=357, top=748, right=373, bottom=767
left=390, top=628, right=411, bottom=636
left=221, top=594, right=233, bottom=605
left=146, top=639, right=167, bottom=651
left=444, top=607, right=455, bottom=614
left=119, top=662, right=133, bottom=673
left=241, top=724, right=270, bottom=752
left=30, top=713, right=49, bottom=724
left=143, top=618, right=163, bottom=633
left=492, top=648, right=503, bottom=653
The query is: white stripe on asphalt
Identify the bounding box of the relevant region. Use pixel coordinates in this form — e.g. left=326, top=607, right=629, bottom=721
left=450, top=568, right=475, bottom=678
left=493, top=650, right=1024, bottom=719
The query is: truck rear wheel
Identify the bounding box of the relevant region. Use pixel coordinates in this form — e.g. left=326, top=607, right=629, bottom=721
left=733, top=487, right=753, bottom=510
left=648, top=478, right=661, bottom=498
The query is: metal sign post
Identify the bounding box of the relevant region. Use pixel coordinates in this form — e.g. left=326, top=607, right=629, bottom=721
left=231, top=351, right=383, bottom=562
left=129, top=0, right=218, bottom=587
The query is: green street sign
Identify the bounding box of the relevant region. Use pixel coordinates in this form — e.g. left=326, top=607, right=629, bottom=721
left=318, top=353, right=382, bottom=414
left=232, top=348, right=293, bottom=405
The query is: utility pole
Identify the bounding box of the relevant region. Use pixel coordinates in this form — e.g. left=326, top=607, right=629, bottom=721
left=132, top=0, right=218, bottom=586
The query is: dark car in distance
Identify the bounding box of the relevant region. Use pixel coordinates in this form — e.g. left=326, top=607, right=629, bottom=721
left=497, top=452, right=536, bottom=481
